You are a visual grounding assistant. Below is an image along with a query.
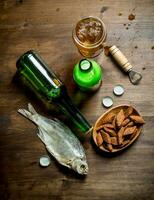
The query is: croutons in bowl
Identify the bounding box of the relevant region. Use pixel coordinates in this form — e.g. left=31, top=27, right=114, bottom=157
left=93, top=105, right=145, bottom=153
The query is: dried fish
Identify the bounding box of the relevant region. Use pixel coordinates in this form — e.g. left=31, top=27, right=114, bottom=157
left=96, top=132, right=103, bottom=146
left=117, top=127, right=125, bottom=145
left=119, top=140, right=130, bottom=148
left=123, top=126, right=136, bottom=136
left=116, top=109, right=125, bottom=127
left=125, top=106, right=134, bottom=118
left=111, top=137, right=118, bottom=146
left=18, top=103, right=88, bottom=175
left=102, top=123, right=115, bottom=129
left=103, top=127, right=117, bottom=137
left=104, top=143, right=113, bottom=152
left=130, top=127, right=142, bottom=140
left=101, top=131, right=111, bottom=144
left=103, top=113, right=115, bottom=124
left=130, top=115, right=145, bottom=124
left=121, top=118, right=130, bottom=127
left=112, top=116, right=116, bottom=129
left=125, top=121, right=134, bottom=128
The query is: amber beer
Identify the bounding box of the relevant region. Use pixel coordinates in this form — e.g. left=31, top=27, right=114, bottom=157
left=72, top=16, right=107, bottom=57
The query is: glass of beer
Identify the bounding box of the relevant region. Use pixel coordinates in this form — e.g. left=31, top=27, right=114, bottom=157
left=72, top=16, right=107, bottom=58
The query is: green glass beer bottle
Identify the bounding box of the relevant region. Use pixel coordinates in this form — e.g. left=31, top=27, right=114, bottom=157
left=73, top=59, right=103, bottom=92
left=16, top=50, right=92, bottom=134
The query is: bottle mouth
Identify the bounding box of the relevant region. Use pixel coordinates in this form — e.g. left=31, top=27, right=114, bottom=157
left=79, top=59, right=92, bottom=71
left=73, top=16, right=107, bottom=49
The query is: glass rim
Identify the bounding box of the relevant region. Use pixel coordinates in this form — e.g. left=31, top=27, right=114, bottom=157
left=72, top=16, right=107, bottom=49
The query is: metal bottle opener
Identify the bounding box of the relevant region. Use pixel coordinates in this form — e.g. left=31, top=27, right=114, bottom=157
left=109, top=45, right=142, bottom=85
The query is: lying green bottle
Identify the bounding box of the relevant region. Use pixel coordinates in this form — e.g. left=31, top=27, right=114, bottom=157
left=16, top=51, right=92, bottom=135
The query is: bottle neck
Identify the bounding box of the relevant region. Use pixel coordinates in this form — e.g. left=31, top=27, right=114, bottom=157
left=56, top=90, right=91, bottom=133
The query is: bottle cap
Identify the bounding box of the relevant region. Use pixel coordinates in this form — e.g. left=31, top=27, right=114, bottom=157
left=113, top=85, right=124, bottom=96
left=39, top=155, right=51, bottom=167
left=102, top=96, right=113, bottom=108
left=79, top=59, right=92, bottom=71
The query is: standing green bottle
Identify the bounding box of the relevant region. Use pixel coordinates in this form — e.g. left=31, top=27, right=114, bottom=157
left=73, top=59, right=103, bottom=92
left=16, top=50, right=92, bottom=135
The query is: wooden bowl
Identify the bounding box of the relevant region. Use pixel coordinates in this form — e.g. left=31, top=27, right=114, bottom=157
left=92, top=105, right=143, bottom=153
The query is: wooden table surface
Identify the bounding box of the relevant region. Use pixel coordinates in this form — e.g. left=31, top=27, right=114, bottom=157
left=0, top=0, right=154, bottom=199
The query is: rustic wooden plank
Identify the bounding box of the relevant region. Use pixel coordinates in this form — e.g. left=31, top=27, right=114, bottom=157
left=0, top=0, right=154, bottom=199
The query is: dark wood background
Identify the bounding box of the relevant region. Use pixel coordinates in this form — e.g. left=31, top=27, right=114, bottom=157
left=0, top=0, right=154, bottom=199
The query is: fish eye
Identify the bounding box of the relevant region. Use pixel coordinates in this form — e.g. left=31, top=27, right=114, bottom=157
left=80, top=164, right=86, bottom=169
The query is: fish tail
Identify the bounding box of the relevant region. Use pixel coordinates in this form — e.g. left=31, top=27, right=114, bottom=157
left=18, top=108, right=33, bottom=120
left=28, top=103, right=37, bottom=115
left=18, top=103, right=37, bottom=122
